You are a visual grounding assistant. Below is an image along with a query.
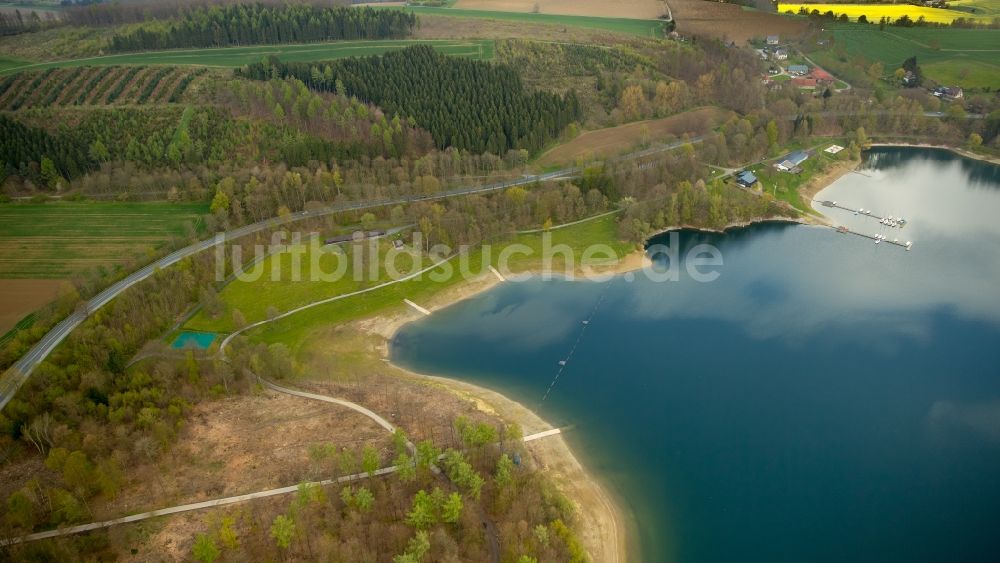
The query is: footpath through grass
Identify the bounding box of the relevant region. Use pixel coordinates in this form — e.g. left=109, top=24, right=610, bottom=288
left=0, top=39, right=495, bottom=75
left=0, top=201, right=208, bottom=279
left=187, top=215, right=635, bottom=347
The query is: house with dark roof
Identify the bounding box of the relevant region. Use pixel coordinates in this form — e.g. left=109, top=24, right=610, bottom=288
left=766, top=35, right=780, bottom=45
left=735, top=170, right=758, bottom=188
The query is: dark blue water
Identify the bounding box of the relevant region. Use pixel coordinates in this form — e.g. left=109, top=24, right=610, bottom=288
left=391, top=148, right=1000, bottom=562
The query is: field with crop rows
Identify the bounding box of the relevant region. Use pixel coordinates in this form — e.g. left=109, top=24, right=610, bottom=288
left=0, top=202, right=208, bottom=279
left=0, top=66, right=207, bottom=110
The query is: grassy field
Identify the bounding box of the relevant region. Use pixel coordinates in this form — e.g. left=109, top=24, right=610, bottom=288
left=950, top=0, right=1000, bottom=17
left=0, top=201, right=208, bottom=279
left=922, top=59, right=1000, bottom=89
left=185, top=236, right=435, bottom=333
left=536, top=107, right=732, bottom=167
left=778, top=2, right=991, bottom=23
left=814, top=23, right=1000, bottom=89
left=185, top=214, right=635, bottom=347
left=399, top=6, right=666, bottom=38
left=0, top=39, right=495, bottom=75
left=451, top=0, right=667, bottom=19
left=0, top=56, right=28, bottom=72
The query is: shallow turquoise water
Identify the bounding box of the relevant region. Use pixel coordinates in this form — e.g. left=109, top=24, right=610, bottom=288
left=171, top=331, right=216, bottom=350
left=392, top=148, right=1000, bottom=562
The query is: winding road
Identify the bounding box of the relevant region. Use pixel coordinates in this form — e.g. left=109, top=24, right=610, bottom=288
left=0, top=107, right=976, bottom=412
left=0, top=134, right=714, bottom=412
left=0, top=170, right=575, bottom=412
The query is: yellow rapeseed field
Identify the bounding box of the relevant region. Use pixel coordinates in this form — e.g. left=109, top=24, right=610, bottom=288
left=778, top=3, right=986, bottom=23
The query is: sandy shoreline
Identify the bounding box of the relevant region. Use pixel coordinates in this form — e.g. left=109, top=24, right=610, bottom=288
left=401, top=366, right=633, bottom=563
left=800, top=158, right=861, bottom=206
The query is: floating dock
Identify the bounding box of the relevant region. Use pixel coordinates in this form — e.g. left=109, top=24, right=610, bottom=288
left=816, top=200, right=906, bottom=227
left=834, top=225, right=912, bottom=250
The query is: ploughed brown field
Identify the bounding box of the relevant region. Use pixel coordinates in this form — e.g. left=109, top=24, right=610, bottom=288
left=536, top=107, right=732, bottom=167
left=670, top=0, right=808, bottom=44
left=0, top=279, right=68, bottom=333
left=454, top=0, right=668, bottom=19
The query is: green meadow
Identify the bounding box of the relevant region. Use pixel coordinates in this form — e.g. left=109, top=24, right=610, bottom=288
left=400, top=6, right=666, bottom=38
left=817, top=23, right=1000, bottom=89
left=186, top=215, right=634, bottom=348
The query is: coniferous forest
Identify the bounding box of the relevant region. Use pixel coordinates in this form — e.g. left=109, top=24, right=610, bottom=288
left=237, top=45, right=582, bottom=155
left=109, top=4, right=416, bottom=51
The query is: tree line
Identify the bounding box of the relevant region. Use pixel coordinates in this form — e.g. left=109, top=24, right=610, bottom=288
left=63, top=0, right=351, bottom=27
left=108, top=4, right=416, bottom=51
left=793, top=7, right=1000, bottom=29
left=236, top=46, right=582, bottom=155
left=0, top=9, right=61, bottom=37
left=1, top=106, right=242, bottom=188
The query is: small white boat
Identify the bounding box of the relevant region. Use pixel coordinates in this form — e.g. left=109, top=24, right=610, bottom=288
left=582, top=320, right=589, bottom=325
left=558, top=360, right=567, bottom=366
left=875, top=238, right=881, bottom=244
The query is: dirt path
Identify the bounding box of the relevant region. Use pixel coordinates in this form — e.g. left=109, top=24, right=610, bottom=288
left=1, top=376, right=556, bottom=554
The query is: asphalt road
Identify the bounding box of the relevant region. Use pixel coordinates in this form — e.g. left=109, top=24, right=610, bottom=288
left=0, top=131, right=718, bottom=412
left=0, top=167, right=577, bottom=412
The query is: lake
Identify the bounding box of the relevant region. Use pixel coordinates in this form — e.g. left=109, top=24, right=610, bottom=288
left=391, top=147, right=1000, bottom=562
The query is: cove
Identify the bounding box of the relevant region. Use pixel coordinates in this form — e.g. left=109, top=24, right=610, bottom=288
left=391, top=147, right=1000, bottom=562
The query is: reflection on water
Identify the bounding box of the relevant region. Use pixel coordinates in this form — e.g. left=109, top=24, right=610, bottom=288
left=392, top=148, right=1000, bottom=563
left=864, top=147, right=1000, bottom=187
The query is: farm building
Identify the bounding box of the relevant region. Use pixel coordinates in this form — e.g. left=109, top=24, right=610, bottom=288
left=775, top=150, right=809, bottom=172
left=773, top=48, right=788, bottom=60
left=788, top=64, right=809, bottom=76
left=735, top=170, right=759, bottom=188
left=933, top=86, right=963, bottom=101
left=767, top=35, right=780, bottom=45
